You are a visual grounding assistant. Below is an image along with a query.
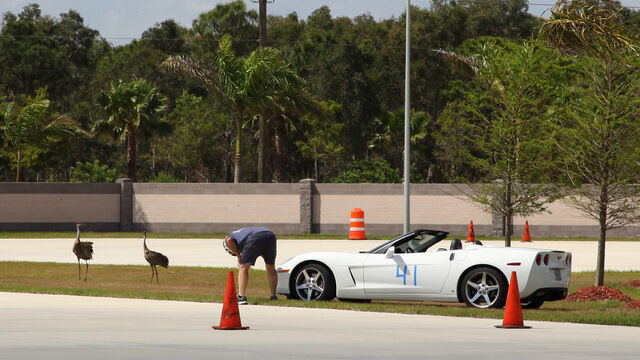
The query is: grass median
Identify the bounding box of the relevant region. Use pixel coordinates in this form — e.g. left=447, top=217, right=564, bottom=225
left=0, top=261, right=638, bottom=326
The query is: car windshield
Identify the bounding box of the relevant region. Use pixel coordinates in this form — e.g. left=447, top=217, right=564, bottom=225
left=394, top=233, right=440, bottom=253
left=366, top=230, right=449, bottom=254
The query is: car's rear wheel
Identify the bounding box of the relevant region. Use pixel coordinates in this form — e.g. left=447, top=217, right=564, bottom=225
left=291, top=263, right=335, bottom=301
left=522, top=298, right=545, bottom=309
left=461, top=267, right=507, bottom=309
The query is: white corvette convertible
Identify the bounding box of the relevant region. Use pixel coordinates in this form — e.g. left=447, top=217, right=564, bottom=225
left=276, top=229, right=571, bottom=309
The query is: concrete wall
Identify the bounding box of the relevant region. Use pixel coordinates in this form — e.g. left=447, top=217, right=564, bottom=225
left=2, top=181, right=639, bottom=237
left=312, top=184, right=493, bottom=235
left=0, top=183, right=120, bottom=231
left=132, top=183, right=300, bottom=233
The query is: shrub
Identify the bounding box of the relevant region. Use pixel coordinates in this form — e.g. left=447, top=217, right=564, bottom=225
left=149, top=172, right=180, bottom=183
left=70, top=160, right=118, bottom=183
left=330, top=159, right=400, bottom=183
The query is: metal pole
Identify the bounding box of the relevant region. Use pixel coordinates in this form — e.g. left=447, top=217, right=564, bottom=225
left=403, top=0, right=411, bottom=233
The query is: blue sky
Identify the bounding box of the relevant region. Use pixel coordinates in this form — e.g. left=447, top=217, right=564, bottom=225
left=2, top=1, right=639, bottom=46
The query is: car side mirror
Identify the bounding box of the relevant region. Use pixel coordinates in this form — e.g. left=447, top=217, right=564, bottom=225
left=385, top=247, right=395, bottom=258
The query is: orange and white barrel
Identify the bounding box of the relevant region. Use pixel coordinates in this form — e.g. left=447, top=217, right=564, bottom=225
left=349, top=208, right=366, bottom=240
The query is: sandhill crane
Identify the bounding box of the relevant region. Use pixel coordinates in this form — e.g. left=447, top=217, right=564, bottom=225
left=72, top=223, right=93, bottom=281
left=143, top=230, right=169, bottom=284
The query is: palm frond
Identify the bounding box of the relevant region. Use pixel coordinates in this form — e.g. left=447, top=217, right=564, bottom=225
left=161, top=55, right=219, bottom=93
left=432, top=48, right=480, bottom=77
left=540, top=0, right=639, bottom=60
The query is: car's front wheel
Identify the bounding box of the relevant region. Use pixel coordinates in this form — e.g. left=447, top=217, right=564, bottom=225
left=291, top=263, right=336, bottom=301
left=461, top=267, right=508, bottom=309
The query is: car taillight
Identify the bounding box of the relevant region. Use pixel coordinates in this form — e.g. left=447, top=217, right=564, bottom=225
left=543, top=254, right=549, bottom=266
left=566, top=254, right=571, bottom=266
left=535, top=254, right=542, bottom=265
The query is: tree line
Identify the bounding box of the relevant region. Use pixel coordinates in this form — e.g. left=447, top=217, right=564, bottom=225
left=0, top=0, right=548, bottom=184
left=3, top=0, right=638, bottom=186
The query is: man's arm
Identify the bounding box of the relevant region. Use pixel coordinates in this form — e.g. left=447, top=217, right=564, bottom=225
left=225, top=237, right=242, bottom=258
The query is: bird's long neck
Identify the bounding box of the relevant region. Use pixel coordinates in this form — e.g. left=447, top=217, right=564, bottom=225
left=143, top=234, right=148, bottom=251
left=75, top=226, right=80, bottom=243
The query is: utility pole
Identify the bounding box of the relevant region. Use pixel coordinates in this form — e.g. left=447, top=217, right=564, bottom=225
left=253, top=0, right=273, bottom=182
left=258, top=0, right=268, bottom=47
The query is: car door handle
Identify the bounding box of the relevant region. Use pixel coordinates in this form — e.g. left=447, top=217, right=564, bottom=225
left=450, top=253, right=455, bottom=261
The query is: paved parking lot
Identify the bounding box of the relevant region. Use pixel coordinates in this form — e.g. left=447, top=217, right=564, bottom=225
left=1, top=238, right=639, bottom=271
left=2, top=292, right=640, bottom=360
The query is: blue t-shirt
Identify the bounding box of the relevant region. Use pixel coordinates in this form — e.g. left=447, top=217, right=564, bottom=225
left=227, top=227, right=271, bottom=251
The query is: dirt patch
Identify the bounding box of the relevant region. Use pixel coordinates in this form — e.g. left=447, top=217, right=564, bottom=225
left=562, top=286, right=633, bottom=303
left=622, top=280, right=640, bottom=288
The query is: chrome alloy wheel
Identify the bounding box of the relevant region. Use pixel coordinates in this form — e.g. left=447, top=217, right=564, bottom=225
left=294, top=267, right=326, bottom=301
left=464, top=270, right=502, bottom=308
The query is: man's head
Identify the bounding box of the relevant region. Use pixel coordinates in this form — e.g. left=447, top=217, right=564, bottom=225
left=222, top=237, right=236, bottom=256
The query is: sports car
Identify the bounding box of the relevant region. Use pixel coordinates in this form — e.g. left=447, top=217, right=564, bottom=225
left=276, top=229, right=571, bottom=309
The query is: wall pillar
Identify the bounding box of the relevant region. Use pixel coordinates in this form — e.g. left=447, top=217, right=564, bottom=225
left=116, top=178, right=133, bottom=231
left=299, top=179, right=316, bottom=234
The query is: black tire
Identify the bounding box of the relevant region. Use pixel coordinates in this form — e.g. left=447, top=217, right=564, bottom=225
left=291, top=263, right=336, bottom=301
left=460, top=267, right=508, bottom=309
left=522, top=298, right=545, bottom=309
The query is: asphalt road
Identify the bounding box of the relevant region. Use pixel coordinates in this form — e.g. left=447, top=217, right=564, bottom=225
left=1, top=238, right=639, bottom=271
left=2, top=292, right=640, bottom=360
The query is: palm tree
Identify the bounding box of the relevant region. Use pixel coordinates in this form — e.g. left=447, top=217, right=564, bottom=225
left=163, top=37, right=320, bottom=183
left=164, top=39, right=250, bottom=183
left=94, top=80, right=168, bottom=181
left=0, top=90, right=83, bottom=182
left=246, top=50, right=323, bottom=182
left=267, top=76, right=322, bottom=182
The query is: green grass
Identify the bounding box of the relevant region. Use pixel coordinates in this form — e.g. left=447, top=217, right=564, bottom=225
left=1, top=261, right=638, bottom=326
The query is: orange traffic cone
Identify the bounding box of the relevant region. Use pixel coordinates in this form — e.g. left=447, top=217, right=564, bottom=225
left=522, top=221, right=531, bottom=242
left=495, top=271, right=531, bottom=329
left=213, top=270, right=249, bottom=330
left=466, top=220, right=476, bottom=242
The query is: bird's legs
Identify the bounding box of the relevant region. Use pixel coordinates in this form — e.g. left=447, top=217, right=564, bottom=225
left=155, top=266, right=159, bottom=284
left=84, top=261, right=89, bottom=281
left=77, top=259, right=81, bottom=280
left=150, top=264, right=155, bottom=283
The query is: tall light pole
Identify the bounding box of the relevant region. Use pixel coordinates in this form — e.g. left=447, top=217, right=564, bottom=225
left=403, top=0, right=411, bottom=233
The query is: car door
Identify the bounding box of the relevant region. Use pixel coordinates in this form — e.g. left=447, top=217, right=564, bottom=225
left=362, top=250, right=453, bottom=298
